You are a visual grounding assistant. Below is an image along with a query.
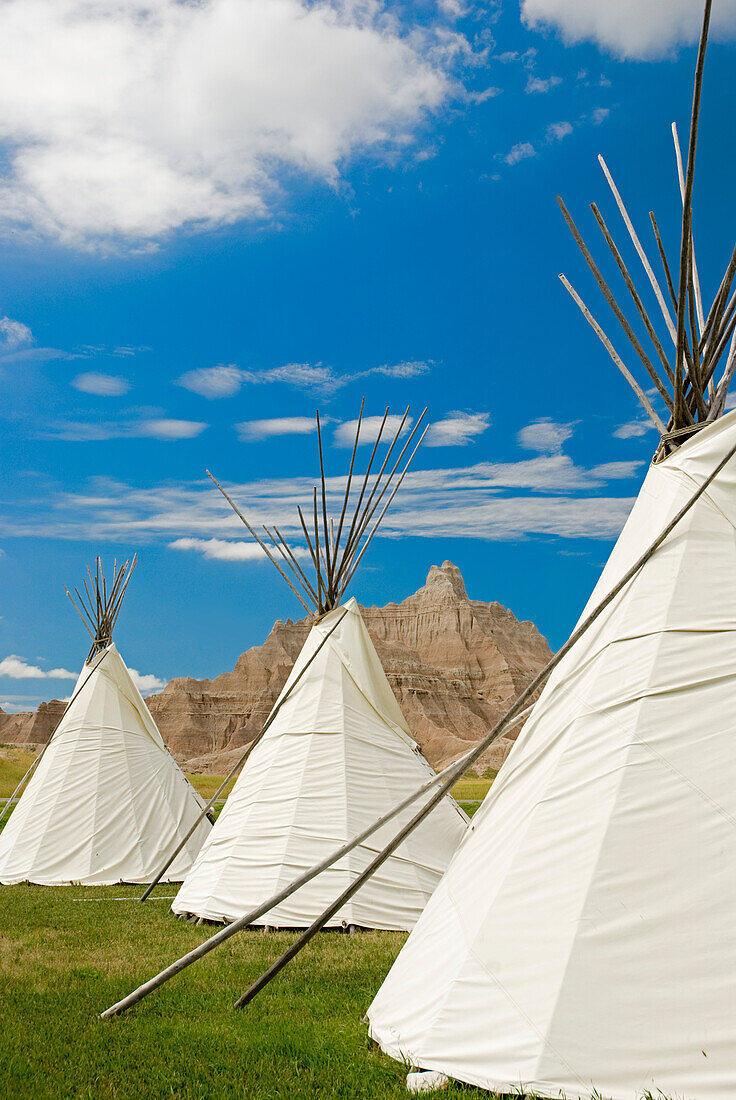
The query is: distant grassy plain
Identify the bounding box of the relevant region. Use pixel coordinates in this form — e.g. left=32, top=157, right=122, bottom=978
left=0, top=747, right=493, bottom=819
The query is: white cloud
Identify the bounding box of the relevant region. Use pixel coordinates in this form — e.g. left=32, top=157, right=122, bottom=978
left=518, top=418, right=575, bottom=454
left=170, top=537, right=311, bottom=562
left=176, top=364, right=243, bottom=399
left=613, top=419, right=654, bottom=439
left=72, top=372, right=130, bottom=396
left=505, top=141, right=537, bottom=165
left=128, top=668, right=165, bottom=694
left=589, top=460, right=644, bottom=480
left=41, top=418, right=207, bottom=441
left=547, top=120, right=573, bottom=142
left=425, top=411, right=490, bottom=447
left=333, top=414, right=412, bottom=448
left=1, top=450, right=646, bottom=546
left=0, top=655, right=76, bottom=680
left=245, top=363, right=341, bottom=394
left=592, top=106, right=610, bottom=124
left=176, top=359, right=433, bottom=399
left=437, top=0, right=469, bottom=17
left=371, top=360, right=432, bottom=380
left=0, top=316, right=32, bottom=351
left=138, top=419, right=207, bottom=441
left=236, top=417, right=317, bottom=442
left=526, top=75, right=562, bottom=94
left=0, top=0, right=472, bottom=249
left=521, top=0, right=736, bottom=59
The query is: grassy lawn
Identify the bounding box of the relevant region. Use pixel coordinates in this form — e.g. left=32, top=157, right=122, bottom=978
left=0, top=883, right=499, bottom=1100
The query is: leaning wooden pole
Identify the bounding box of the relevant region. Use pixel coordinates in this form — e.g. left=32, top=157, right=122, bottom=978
left=99, top=712, right=534, bottom=1020
left=139, top=607, right=350, bottom=901
left=232, top=431, right=736, bottom=1009
left=674, top=0, right=712, bottom=427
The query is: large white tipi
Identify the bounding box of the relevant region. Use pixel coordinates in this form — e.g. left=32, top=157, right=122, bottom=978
left=173, top=598, right=468, bottom=928
left=369, top=4, right=736, bottom=1096
left=368, top=409, right=736, bottom=1098
left=0, top=559, right=212, bottom=885
left=173, top=404, right=468, bottom=929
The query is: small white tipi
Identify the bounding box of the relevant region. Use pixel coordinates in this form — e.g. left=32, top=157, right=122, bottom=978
left=176, top=405, right=468, bottom=929
left=173, top=598, right=468, bottom=928
left=369, top=9, right=736, bottom=1096
left=0, top=559, right=212, bottom=885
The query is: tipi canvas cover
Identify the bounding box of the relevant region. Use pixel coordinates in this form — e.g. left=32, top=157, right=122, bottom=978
left=368, top=410, right=736, bottom=1100
left=173, top=599, right=468, bottom=930
left=0, top=643, right=212, bottom=885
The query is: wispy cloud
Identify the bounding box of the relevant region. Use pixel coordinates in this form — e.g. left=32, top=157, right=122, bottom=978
left=0, top=317, right=32, bottom=351
left=518, top=418, right=576, bottom=454
left=1, top=440, right=646, bottom=550
left=546, top=120, right=573, bottom=142
left=504, top=141, right=537, bottom=166
left=613, top=419, right=655, bottom=439
left=176, top=365, right=243, bottom=399
left=177, top=360, right=432, bottom=400
left=40, top=418, right=207, bottom=442
left=170, top=537, right=311, bottom=563
left=526, top=75, right=561, bottom=94
left=333, top=414, right=412, bottom=448
left=72, top=372, right=130, bottom=397
left=0, top=655, right=76, bottom=680
left=236, top=417, right=318, bottom=442
left=0, top=315, right=76, bottom=368
left=592, top=107, right=610, bottom=124
left=425, top=411, right=490, bottom=447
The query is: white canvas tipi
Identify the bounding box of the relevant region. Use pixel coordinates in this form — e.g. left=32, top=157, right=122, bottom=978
left=0, top=559, right=212, bottom=885
left=173, top=598, right=468, bottom=928
left=175, top=409, right=468, bottom=929
left=369, top=10, right=736, bottom=1096
left=368, top=409, right=736, bottom=1098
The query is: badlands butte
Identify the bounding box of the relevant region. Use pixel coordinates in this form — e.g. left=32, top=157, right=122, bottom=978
left=0, top=562, right=552, bottom=775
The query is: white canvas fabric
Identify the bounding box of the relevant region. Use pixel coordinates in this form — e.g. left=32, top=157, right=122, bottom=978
left=0, top=643, right=211, bottom=885
left=368, top=410, right=736, bottom=1100
left=173, top=599, right=468, bottom=930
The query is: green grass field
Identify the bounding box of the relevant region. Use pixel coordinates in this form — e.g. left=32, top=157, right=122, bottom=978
left=0, top=748, right=498, bottom=1096
left=0, top=883, right=500, bottom=1099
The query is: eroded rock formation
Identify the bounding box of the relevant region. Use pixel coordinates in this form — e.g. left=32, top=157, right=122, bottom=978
left=2, top=563, right=552, bottom=775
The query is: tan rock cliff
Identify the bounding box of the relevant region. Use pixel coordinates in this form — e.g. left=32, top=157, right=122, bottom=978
left=2, top=563, right=552, bottom=775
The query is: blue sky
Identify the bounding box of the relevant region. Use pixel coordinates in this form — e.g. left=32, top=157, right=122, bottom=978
left=2, top=0, right=736, bottom=710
